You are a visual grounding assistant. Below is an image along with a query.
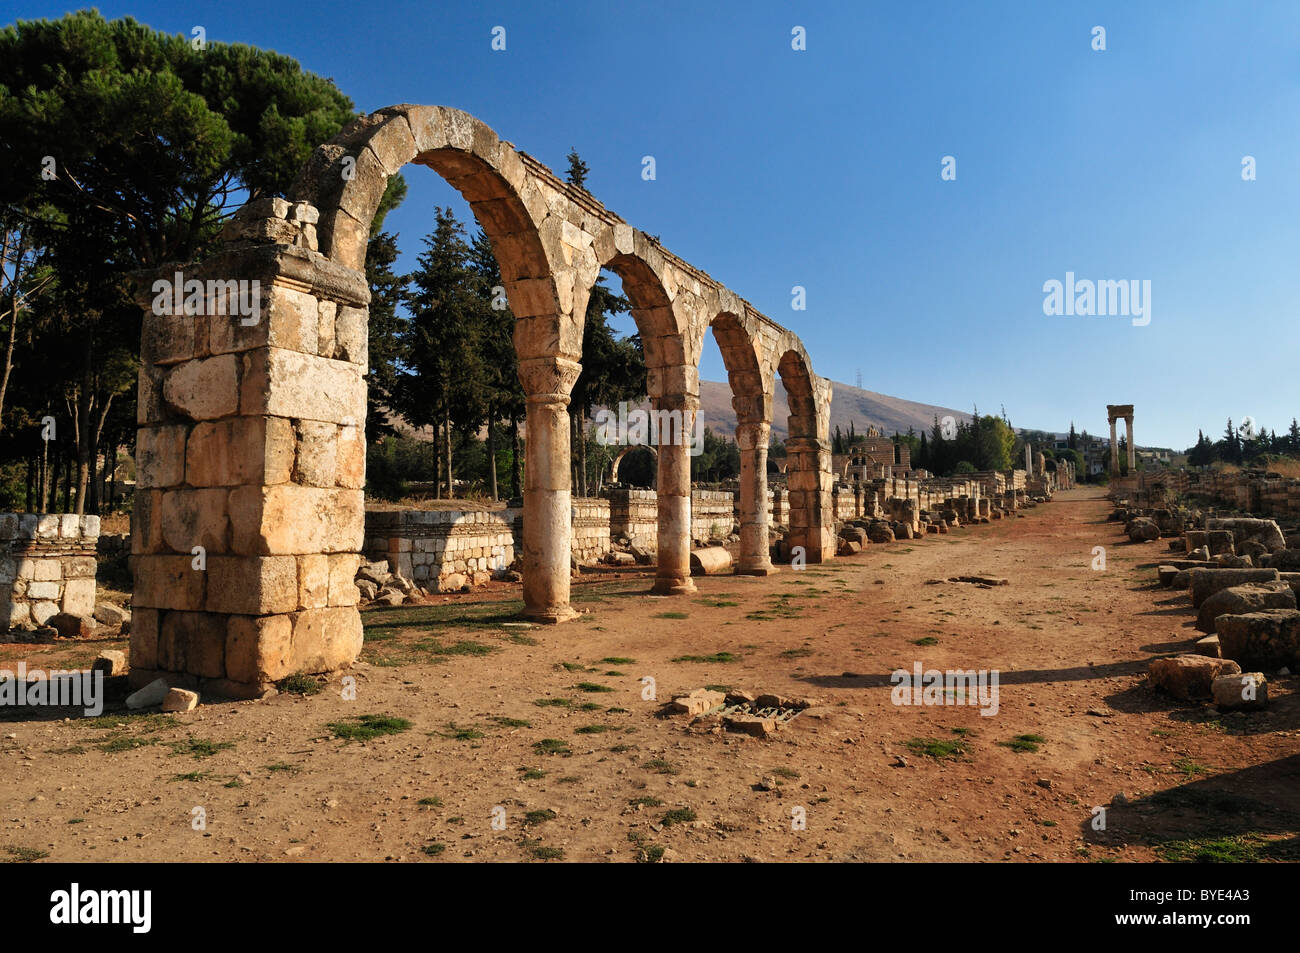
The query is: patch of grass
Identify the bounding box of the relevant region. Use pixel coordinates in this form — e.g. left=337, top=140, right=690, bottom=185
left=696, top=599, right=739, bottom=608
left=661, top=807, right=696, bottom=826
left=670, top=652, right=740, bottom=664
left=1172, top=758, right=1212, bottom=779
left=67, top=818, right=84, bottom=824
left=533, top=697, right=571, bottom=708
left=643, top=758, right=680, bottom=775
left=1157, top=834, right=1270, bottom=863
left=416, top=797, right=443, bottom=807
left=575, top=682, right=614, bottom=693
left=904, top=737, right=970, bottom=760
left=604, top=670, right=626, bottom=676
left=655, top=612, right=690, bottom=620
left=703, top=684, right=730, bottom=693
left=574, top=724, right=614, bottom=734
left=524, top=842, right=564, bottom=861
left=524, top=808, right=557, bottom=825
left=507, top=633, right=539, bottom=646
left=772, top=767, right=800, bottom=779
left=532, top=738, right=571, bottom=757
left=638, top=844, right=666, bottom=863
left=601, top=656, right=636, bottom=664
left=47, top=745, right=87, bottom=755
left=78, top=713, right=178, bottom=732
left=437, top=722, right=485, bottom=742
left=492, top=716, right=531, bottom=728
left=422, top=842, right=446, bottom=856
left=629, top=796, right=664, bottom=808
left=560, top=661, right=588, bottom=672
left=557, top=776, right=580, bottom=783
left=780, top=648, right=813, bottom=658
left=999, top=734, right=1046, bottom=754
left=2, top=846, right=48, bottom=863
left=277, top=674, right=323, bottom=696
left=425, top=639, right=495, bottom=657
left=577, top=701, right=603, bottom=711
left=520, top=769, right=546, bottom=780
left=265, top=762, right=298, bottom=774
left=169, top=770, right=212, bottom=782
left=169, top=737, right=235, bottom=759
left=224, top=779, right=244, bottom=789
left=327, top=714, right=412, bottom=742
left=912, top=636, right=939, bottom=646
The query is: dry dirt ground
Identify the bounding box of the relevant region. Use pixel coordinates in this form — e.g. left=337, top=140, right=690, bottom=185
left=2, top=486, right=1298, bottom=863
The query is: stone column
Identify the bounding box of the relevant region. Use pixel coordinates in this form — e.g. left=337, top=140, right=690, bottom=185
left=652, top=392, right=697, bottom=594
left=786, top=435, right=834, bottom=562
left=129, top=203, right=369, bottom=699
left=519, top=356, right=581, bottom=622
left=736, top=420, right=775, bottom=575
left=1126, top=416, right=1136, bottom=471
left=1109, top=418, right=1119, bottom=476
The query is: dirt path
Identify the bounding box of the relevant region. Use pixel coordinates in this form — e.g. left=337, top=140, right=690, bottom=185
left=3, top=487, right=1297, bottom=863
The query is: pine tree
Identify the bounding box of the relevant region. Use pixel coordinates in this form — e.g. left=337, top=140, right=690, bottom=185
left=565, top=149, right=591, bottom=189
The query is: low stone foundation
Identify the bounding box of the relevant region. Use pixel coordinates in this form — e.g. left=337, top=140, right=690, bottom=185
left=364, top=509, right=514, bottom=588
left=1, top=513, right=100, bottom=629
left=572, top=499, right=612, bottom=562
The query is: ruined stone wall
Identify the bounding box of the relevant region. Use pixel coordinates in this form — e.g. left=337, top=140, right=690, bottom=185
left=768, top=488, right=789, bottom=527
left=603, top=488, right=659, bottom=548
left=1, top=514, right=99, bottom=629
left=572, top=498, right=612, bottom=562
left=364, top=509, right=513, bottom=588
left=691, top=489, right=738, bottom=542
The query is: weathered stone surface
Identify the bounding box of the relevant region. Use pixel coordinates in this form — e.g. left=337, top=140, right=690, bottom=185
left=689, top=547, right=732, bottom=575
left=1211, top=672, right=1267, bottom=711
left=1126, top=517, right=1159, bottom=542
left=205, top=556, right=299, bottom=615
left=162, top=687, right=200, bottom=712
left=1215, top=609, right=1300, bottom=671
left=126, top=677, right=171, bottom=710
left=163, top=354, right=240, bottom=420
left=1187, top=568, right=1281, bottom=608
left=224, top=614, right=293, bottom=684
left=92, top=649, right=128, bottom=677
left=1196, top=582, right=1295, bottom=633
left=1149, top=654, right=1242, bottom=700
left=48, top=612, right=94, bottom=639
left=669, top=689, right=725, bottom=716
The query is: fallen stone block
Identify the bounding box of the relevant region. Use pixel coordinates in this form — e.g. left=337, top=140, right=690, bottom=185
left=1264, top=549, right=1300, bottom=571
left=1127, top=517, right=1160, bottom=542
left=92, top=649, right=127, bottom=677
left=1148, top=654, right=1241, bottom=700
left=867, top=522, right=895, bottom=543
left=1187, top=568, right=1281, bottom=607
left=1207, top=517, right=1287, bottom=553
left=1215, top=609, right=1300, bottom=670
left=126, top=677, right=170, bottom=710
left=1195, top=634, right=1221, bottom=658
left=689, top=547, right=732, bottom=575
left=605, top=551, right=636, bottom=566
left=723, top=713, right=777, bottom=737
left=1196, top=582, right=1295, bottom=633
left=162, top=687, right=200, bottom=712
left=1212, top=672, right=1267, bottom=711
left=48, top=612, right=95, bottom=639
left=92, top=603, right=131, bottom=627
left=669, top=688, right=725, bottom=716
left=373, top=588, right=405, bottom=606
left=437, top=572, right=468, bottom=593
left=837, top=538, right=862, bottom=556
left=1157, top=565, right=1180, bottom=587
left=1214, top=554, right=1253, bottom=569
left=1206, top=530, right=1236, bottom=556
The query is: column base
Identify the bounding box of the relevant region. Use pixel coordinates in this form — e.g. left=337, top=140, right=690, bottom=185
left=651, top=576, right=697, bottom=596
left=523, top=605, right=581, bottom=624
left=736, top=562, right=778, bottom=576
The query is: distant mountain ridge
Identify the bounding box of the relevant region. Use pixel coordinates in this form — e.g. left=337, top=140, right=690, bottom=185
left=696, top=379, right=974, bottom=441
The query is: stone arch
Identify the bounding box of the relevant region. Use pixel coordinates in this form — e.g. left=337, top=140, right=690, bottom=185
left=592, top=228, right=704, bottom=595
left=609, top=443, right=657, bottom=484
left=289, top=104, right=583, bottom=365
left=776, top=342, right=834, bottom=563
left=127, top=103, right=834, bottom=699
left=709, top=306, right=774, bottom=574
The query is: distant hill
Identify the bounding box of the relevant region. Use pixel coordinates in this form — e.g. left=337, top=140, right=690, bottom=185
left=388, top=379, right=981, bottom=443
left=696, top=379, right=974, bottom=441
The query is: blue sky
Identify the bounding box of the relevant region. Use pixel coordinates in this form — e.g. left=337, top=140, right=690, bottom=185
left=13, top=0, right=1300, bottom=448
